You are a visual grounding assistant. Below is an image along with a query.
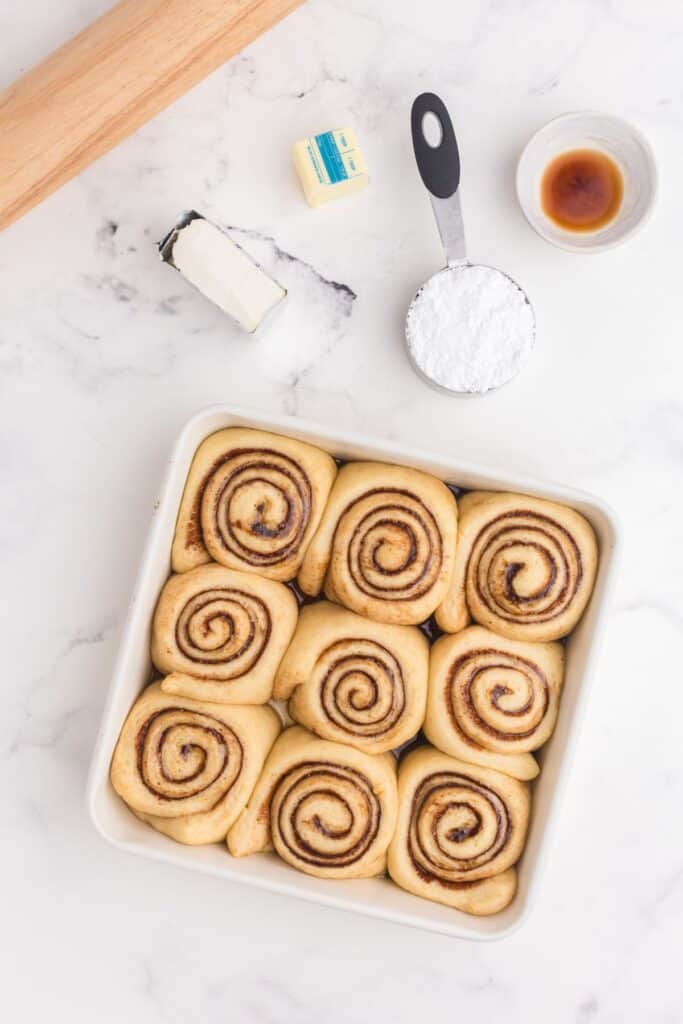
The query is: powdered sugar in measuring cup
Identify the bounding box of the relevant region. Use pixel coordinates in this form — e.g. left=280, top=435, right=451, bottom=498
left=406, top=264, right=535, bottom=394
left=406, top=94, right=535, bottom=396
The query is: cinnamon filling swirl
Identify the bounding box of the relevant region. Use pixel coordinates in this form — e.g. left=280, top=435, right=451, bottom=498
left=341, top=489, right=442, bottom=602
left=136, top=708, right=243, bottom=808
left=469, top=510, right=583, bottom=625
left=175, top=588, right=270, bottom=675
left=271, top=761, right=381, bottom=869
left=317, top=639, right=406, bottom=739
left=448, top=648, right=549, bottom=746
left=202, top=448, right=312, bottom=567
left=408, top=770, right=511, bottom=885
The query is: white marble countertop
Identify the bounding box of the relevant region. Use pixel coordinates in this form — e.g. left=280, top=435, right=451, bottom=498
left=2, top=1, right=682, bottom=1020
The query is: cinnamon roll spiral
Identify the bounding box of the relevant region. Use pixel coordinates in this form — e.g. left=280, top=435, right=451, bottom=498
left=437, top=491, right=598, bottom=641
left=152, top=564, right=298, bottom=703
left=298, top=462, right=458, bottom=625
left=228, top=726, right=398, bottom=879
left=424, top=627, right=563, bottom=773
left=273, top=602, right=429, bottom=754
left=110, top=682, right=280, bottom=844
left=388, top=747, right=530, bottom=915
left=171, top=428, right=337, bottom=580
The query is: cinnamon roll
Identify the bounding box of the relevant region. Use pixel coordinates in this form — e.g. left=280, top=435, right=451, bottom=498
left=437, top=491, right=598, bottom=641
left=424, top=627, right=563, bottom=775
left=273, top=601, right=429, bottom=754
left=388, top=747, right=530, bottom=915
left=110, top=682, right=280, bottom=845
left=298, top=462, right=458, bottom=625
left=152, top=564, right=298, bottom=704
left=171, top=428, right=337, bottom=580
left=228, top=726, right=398, bottom=879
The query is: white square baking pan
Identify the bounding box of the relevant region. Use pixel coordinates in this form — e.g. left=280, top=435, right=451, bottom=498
left=87, top=404, right=620, bottom=940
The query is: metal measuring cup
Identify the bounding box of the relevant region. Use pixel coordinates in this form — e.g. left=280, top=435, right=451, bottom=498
left=405, top=93, right=536, bottom=396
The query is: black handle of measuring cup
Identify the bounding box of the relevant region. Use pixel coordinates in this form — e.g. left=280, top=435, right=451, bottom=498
left=411, top=92, right=460, bottom=200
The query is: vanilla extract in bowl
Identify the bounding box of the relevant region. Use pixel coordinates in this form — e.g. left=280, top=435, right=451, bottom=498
left=540, top=148, right=624, bottom=232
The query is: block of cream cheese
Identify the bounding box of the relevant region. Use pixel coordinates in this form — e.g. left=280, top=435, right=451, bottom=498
left=293, top=128, right=369, bottom=207
left=159, top=212, right=285, bottom=335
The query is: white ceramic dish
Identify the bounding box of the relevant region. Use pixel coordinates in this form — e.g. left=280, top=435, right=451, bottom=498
left=87, top=404, right=620, bottom=941
left=516, top=111, right=657, bottom=253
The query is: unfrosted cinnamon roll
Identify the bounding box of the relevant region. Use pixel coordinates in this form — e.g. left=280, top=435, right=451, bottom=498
left=228, top=726, right=398, bottom=879
left=171, top=428, right=337, bottom=580
left=152, top=564, right=298, bottom=704
left=424, top=627, right=563, bottom=776
left=298, top=462, right=458, bottom=625
left=437, top=491, right=598, bottom=641
left=388, top=747, right=530, bottom=915
left=110, top=682, right=280, bottom=844
left=273, top=601, right=429, bottom=754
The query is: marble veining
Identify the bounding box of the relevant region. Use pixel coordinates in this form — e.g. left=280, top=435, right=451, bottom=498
left=1, top=0, right=682, bottom=1021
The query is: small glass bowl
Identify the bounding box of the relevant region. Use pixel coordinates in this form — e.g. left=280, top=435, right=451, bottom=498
left=516, top=111, right=657, bottom=253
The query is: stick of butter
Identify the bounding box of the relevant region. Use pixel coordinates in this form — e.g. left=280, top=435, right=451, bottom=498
left=159, top=212, right=286, bottom=336
left=293, top=128, right=369, bottom=208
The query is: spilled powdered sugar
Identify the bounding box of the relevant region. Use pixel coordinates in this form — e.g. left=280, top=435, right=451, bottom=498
left=405, top=265, right=535, bottom=394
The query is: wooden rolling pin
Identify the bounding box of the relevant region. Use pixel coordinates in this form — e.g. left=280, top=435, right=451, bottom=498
left=0, top=0, right=304, bottom=231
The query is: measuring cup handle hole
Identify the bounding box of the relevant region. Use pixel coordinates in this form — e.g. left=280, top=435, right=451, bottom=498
left=411, top=92, right=461, bottom=199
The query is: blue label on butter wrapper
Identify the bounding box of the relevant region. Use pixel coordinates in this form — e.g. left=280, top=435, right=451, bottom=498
left=315, top=131, right=349, bottom=184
